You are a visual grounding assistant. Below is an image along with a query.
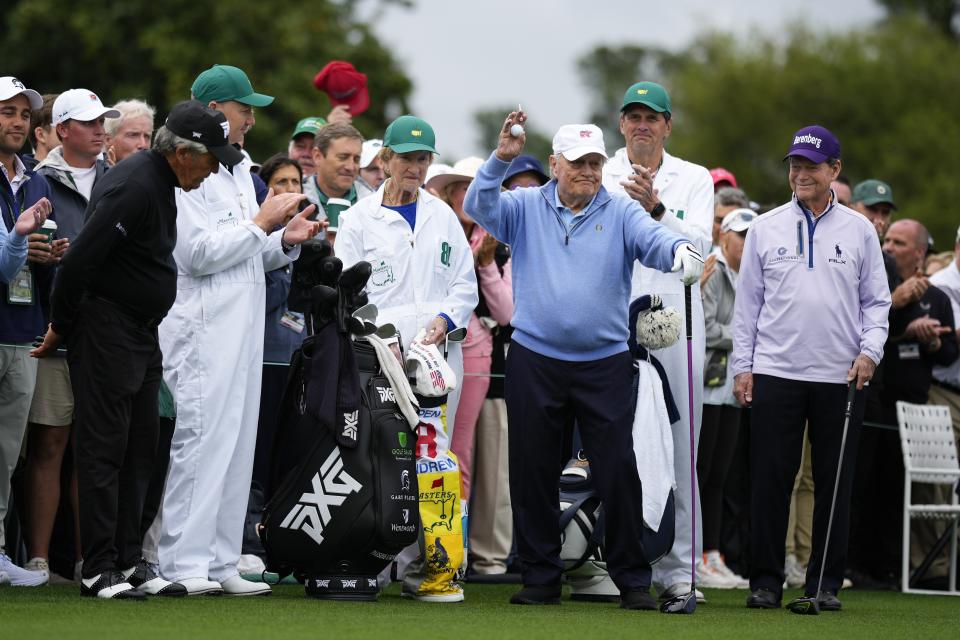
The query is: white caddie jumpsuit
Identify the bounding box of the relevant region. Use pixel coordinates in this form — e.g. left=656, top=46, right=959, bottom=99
left=157, top=157, right=298, bottom=582
left=603, top=149, right=714, bottom=589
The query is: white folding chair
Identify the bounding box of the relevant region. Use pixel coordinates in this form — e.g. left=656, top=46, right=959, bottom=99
left=896, top=401, right=960, bottom=595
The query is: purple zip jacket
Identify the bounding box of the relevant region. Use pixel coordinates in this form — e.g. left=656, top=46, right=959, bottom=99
left=731, top=194, right=890, bottom=384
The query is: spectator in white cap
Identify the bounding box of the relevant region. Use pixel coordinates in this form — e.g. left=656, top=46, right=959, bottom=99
left=0, top=75, right=53, bottom=588
left=28, top=89, right=119, bottom=583
left=464, top=110, right=703, bottom=610
left=601, top=81, right=715, bottom=605
left=36, top=88, right=118, bottom=241
left=356, top=138, right=384, bottom=198
left=696, top=207, right=755, bottom=590
left=104, top=99, right=156, bottom=165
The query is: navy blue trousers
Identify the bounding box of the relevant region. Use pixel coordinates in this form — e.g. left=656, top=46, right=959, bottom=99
left=749, top=374, right=865, bottom=597
left=504, top=342, right=651, bottom=592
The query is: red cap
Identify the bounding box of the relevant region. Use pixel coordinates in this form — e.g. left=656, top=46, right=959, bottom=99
left=313, top=61, right=370, bottom=116
left=710, top=167, right=737, bottom=189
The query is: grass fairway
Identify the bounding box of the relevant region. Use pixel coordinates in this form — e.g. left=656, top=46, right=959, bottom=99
left=2, top=583, right=957, bottom=639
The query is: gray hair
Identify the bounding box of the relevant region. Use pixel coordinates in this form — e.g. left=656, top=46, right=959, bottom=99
left=714, top=186, right=749, bottom=209
left=105, top=99, right=156, bottom=137
left=152, top=126, right=208, bottom=156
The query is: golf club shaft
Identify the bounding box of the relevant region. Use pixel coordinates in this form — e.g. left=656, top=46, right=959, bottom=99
left=685, top=283, right=696, bottom=590
left=814, top=380, right=857, bottom=597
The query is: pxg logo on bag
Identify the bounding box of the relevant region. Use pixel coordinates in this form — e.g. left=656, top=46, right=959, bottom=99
left=279, top=447, right=362, bottom=546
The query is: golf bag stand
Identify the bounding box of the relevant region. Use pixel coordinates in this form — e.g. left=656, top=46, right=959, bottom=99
left=260, top=259, right=420, bottom=600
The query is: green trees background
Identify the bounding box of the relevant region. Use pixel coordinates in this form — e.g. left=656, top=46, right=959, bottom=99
left=1, top=0, right=413, bottom=162
left=576, top=11, right=960, bottom=247
left=2, top=0, right=958, bottom=246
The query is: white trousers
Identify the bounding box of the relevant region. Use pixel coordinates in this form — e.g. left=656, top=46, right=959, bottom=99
left=157, top=322, right=264, bottom=582
left=648, top=289, right=705, bottom=589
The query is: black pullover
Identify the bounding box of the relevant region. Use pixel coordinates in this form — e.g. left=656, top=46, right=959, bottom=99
left=50, top=150, right=179, bottom=335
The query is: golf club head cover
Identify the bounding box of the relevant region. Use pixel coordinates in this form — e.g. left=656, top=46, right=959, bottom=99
left=405, top=329, right=458, bottom=397
left=335, top=261, right=373, bottom=333
left=319, top=256, right=343, bottom=288
left=288, top=238, right=334, bottom=312
left=310, top=285, right=339, bottom=333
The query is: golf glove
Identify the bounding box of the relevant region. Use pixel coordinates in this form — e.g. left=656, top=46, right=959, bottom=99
left=671, top=243, right=704, bottom=285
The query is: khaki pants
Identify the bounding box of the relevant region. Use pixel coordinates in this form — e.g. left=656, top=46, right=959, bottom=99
left=785, top=429, right=814, bottom=566
left=910, top=385, right=960, bottom=578
left=467, top=398, right=512, bottom=574
left=0, top=345, right=39, bottom=553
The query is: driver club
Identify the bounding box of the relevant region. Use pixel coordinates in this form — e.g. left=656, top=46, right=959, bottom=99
left=787, top=380, right=858, bottom=616
left=660, top=283, right=697, bottom=615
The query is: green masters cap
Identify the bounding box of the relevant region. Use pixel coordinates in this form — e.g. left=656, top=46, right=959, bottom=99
left=621, top=81, right=671, bottom=114
left=852, top=179, right=897, bottom=209
left=191, top=64, right=274, bottom=107
left=290, top=116, right=326, bottom=140
left=383, top=115, right=437, bottom=154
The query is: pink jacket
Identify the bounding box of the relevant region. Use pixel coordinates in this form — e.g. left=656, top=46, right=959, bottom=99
left=464, top=224, right=513, bottom=357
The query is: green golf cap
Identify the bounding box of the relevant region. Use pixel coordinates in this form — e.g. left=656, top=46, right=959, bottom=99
left=191, top=64, right=274, bottom=107
left=621, top=81, right=671, bottom=114
left=383, top=115, right=437, bottom=154
left=290, top=116, right=326, bottom=140
left=852, top=179, right=897, bottom=209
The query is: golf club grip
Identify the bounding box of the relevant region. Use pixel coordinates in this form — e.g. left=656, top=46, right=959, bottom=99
left=684, top=283, right=692, bottom=340
left=844, top=378, right=857, bottom=416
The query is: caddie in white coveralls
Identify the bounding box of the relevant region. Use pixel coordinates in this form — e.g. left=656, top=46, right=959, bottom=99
left=602, top=81, right=713, bottom=602
left=156, top=65, right=322, bottom=596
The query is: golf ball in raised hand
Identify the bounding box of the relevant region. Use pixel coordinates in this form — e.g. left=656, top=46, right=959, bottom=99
left=510, top=124, right=524, bottom=137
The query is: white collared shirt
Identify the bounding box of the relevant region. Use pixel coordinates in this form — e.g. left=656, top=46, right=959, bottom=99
left=931, top=260, right=960, bottom=387
left=1, top=155, right=28, bottom=196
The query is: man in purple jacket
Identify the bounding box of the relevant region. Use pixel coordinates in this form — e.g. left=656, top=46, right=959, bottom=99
left=731, top=125, right=890, bottom=612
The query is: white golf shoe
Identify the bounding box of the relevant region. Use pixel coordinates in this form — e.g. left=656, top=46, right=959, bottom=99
left=220, top=574, right=271, bottom=596
left=180, top=577, right=224, bottom=596
left=0, top=554, right=48, bottom=587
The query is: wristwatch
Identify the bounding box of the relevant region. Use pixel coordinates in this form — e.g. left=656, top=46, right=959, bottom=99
left=649, top=202, right=666, bottom=220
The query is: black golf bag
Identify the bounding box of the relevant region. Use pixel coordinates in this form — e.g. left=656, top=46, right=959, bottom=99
left=259, top=259, right=419, bottom=600
left=559, top=460, right=676, bottom=578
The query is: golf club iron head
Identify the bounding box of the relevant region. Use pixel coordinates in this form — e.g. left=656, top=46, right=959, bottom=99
left=786, top=596, right=820, bottom=616
left=375, top=323, right=398, bottom=340
left=352, top=303, right=378, bottom=325
left=659, top=591, right=697, bottom=614
left=445, top=326, right=468, bottom=343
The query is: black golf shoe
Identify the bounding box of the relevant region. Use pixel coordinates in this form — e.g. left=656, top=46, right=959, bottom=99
left=510, top=584, right=561, bottom=605
left=745, top=587, right=781, bottom=609
left=123, top=560, right=187, bottom=597
left=80, top=570, right=147, bottom=600
left=815, top=591, right=842, bottom=611
left=620, top=589, right=657, bottom=610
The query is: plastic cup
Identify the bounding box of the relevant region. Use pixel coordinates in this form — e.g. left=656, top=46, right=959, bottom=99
left=38, top=219, right=57, bottom=243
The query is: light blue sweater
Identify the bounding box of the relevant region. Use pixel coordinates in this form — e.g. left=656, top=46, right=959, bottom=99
left=465, top=153, right=686, bottom=361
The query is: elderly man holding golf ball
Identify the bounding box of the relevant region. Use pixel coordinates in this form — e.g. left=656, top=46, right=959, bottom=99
left=731, top=125, right=890, bottom=613
left=464, top=109, right=703, bottom=610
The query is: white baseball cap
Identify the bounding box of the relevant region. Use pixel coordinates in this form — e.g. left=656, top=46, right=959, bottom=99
left=425, top=156, right=484, bottom=193
left=720, top=208, right=757, bottom=233
left=552, top=124, right=608, bottom=161
left=360, top=138, right=383, bottom=169
left=0, top=77, right=42, bottom=110
left=52, top=88, right=121, bottom=125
